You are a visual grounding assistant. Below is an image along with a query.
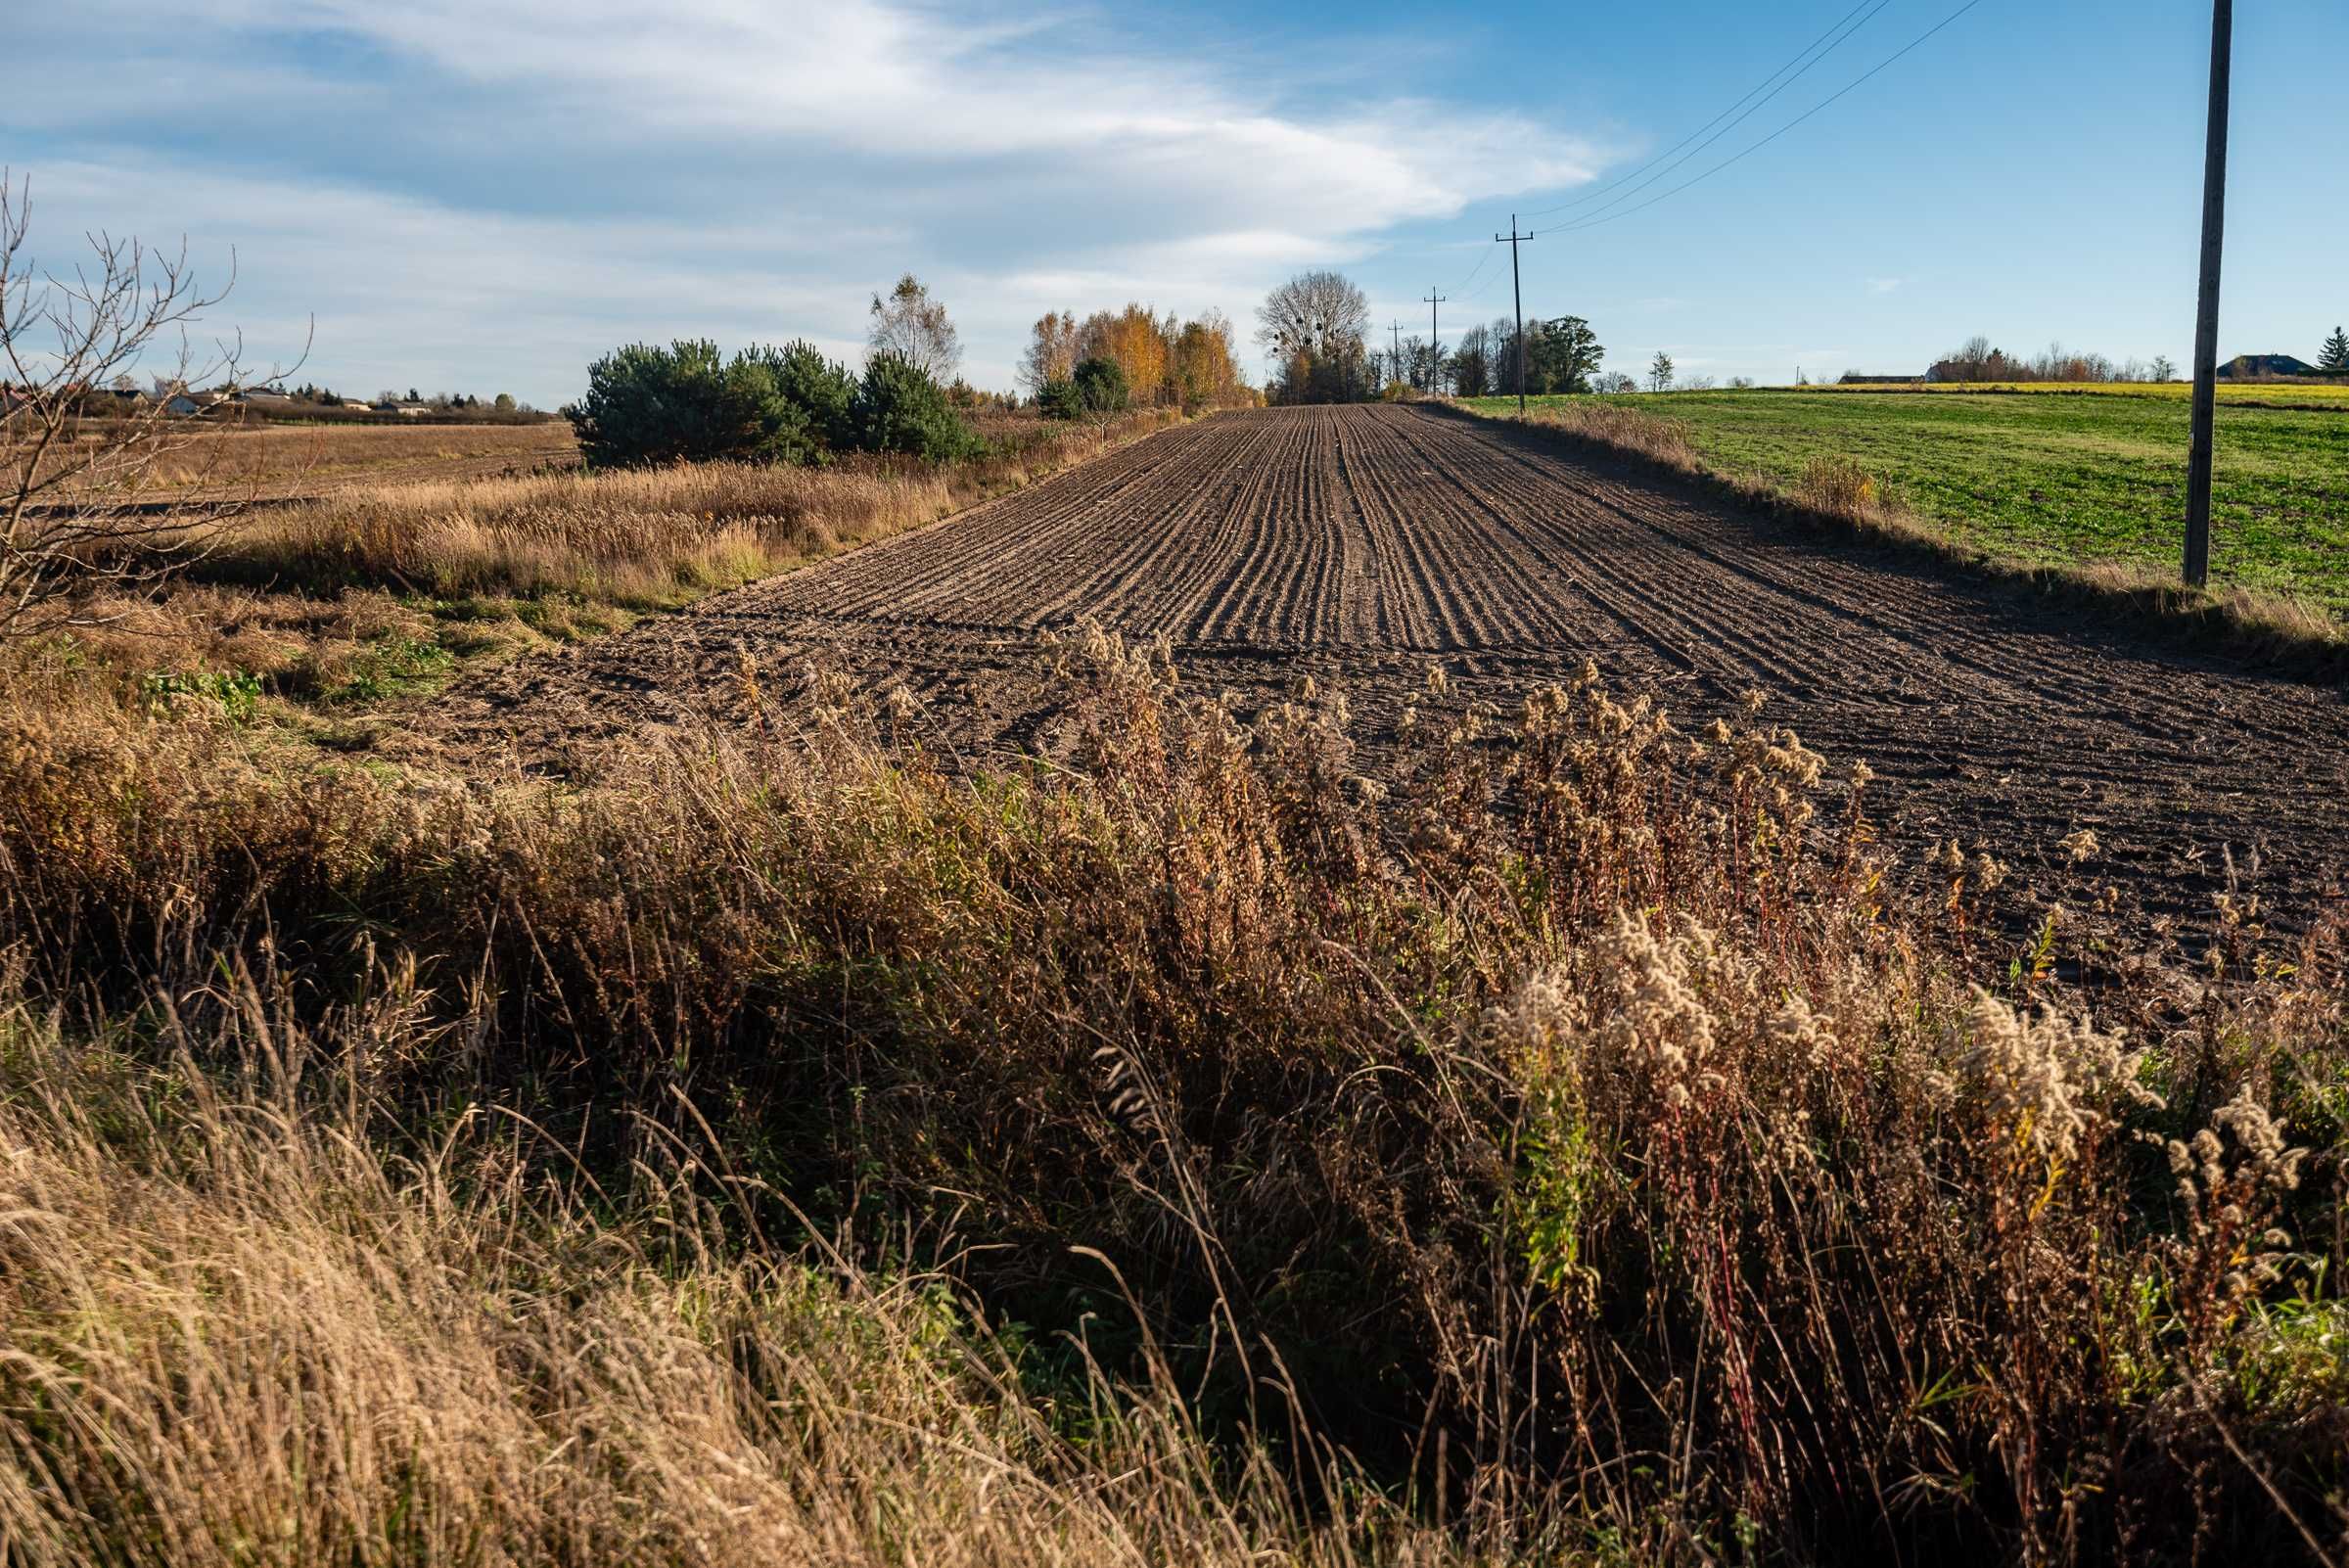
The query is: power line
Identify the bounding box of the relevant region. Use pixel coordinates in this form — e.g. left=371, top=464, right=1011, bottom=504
left=1535, top=0, right=1991, bottom=239
left=1424, top=287, right=1448, bottom=392
left=1497, top=216, right=1533, bottom=414
left=1525, top=0, right=1892, bottom=233
left=1520, top=0, right=1890, bottom=221
left=1440, top=245, right=1496, bottom=296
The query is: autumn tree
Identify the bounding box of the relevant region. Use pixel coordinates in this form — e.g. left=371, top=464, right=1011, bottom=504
left=867, top=274, right=960, bottom=381
left=1648, top=349, right=1676, bottom=393
left=1020, top=310, right=1081, bottom=396
left=1170, top=310, right=1241, bottom=406
left=1083, top=304, right=1172, bottom=403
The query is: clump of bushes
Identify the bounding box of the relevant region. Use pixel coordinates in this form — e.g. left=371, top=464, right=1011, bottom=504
left=851, top=352, right=982, bottom=461
left=569, top=338, right=977, bottom=469
left=1038, top=355, right=1129, bottom=421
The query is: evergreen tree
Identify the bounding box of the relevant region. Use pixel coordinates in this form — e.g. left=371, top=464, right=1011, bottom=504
left=2321, top=326, right=2349, bottom=375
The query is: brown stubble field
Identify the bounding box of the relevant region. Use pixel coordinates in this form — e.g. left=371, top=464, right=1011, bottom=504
left=10, top=415, right=578, bottom=500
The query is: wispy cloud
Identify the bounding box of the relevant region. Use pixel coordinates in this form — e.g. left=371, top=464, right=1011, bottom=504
left=1865, top=276, right=1906, bottom=296
left=8, top=0, right=1613, bottom=398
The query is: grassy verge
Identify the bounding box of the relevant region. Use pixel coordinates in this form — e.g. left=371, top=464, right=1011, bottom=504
left=9, top=408, right=1185, bottom=736
left=1451, top=393, right=2349, bottom=676
left=1, top=631, right=2342, bottom=1564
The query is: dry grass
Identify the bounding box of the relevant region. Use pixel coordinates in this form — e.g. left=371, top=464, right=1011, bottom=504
left=10, top=408, right=1184, bottom=717
left=224, top=408, right=1180, bottom=605
left=7, top=418, right=576, bottom=499
left=1462, top=401, right=2349, bottom=677
left=0, top=994, right=1441, bottom=1568
left=1, top=632, right=2343, bottom=1564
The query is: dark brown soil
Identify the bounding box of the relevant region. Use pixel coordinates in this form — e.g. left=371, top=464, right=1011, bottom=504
left=413, top=405, right=2349, bottom=934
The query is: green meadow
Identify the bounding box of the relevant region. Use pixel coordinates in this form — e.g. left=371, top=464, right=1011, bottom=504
left=1463, top=389, right=2349, bottom=616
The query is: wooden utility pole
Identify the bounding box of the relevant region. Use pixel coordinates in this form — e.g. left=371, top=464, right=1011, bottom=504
left=1423, top=288, right=1447, bottom=393
left=2184, top=0, right=2233, bottom=587
left=1497, top=215, right=1533, bottom=415
left=1390, top=320, right=1403, bottom=388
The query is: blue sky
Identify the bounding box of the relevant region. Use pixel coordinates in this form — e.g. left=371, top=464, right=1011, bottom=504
left=9, top=1, right=2345, bottom=404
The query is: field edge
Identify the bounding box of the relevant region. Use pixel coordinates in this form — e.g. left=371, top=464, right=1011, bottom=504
left=1443, top=398, right=2349, bottom=686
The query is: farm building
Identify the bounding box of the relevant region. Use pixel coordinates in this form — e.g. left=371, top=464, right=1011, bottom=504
left=2218, top=352, right=2320, bottom=380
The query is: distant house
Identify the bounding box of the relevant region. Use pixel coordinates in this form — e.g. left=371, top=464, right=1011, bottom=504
left=162, top=393, right=207, bottom=417
left=2218, top=353, right=2319, bottom=380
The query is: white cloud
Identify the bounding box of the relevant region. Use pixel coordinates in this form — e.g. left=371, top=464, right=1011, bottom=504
left=280, top=0, right=1600, bottom=235
left=10, top=0, right=1614, bottom=397
left=20, top=161, right=878, bottom=404
left=1866, top=276, right=1905, bottom=295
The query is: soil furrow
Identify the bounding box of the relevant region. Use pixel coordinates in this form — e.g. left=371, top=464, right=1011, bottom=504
left=418, top=404, right=2349, bottom=931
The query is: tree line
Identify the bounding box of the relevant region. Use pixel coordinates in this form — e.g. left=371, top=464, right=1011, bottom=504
left=573, top=277, right=1259, bottom=469
left=569, top=275, right=987, bottom=469
left=1018, top=303, right=1247, bottom=416
left=1929, top=336, right=2178, bottom=385
left=1254, top=269, right=1652, bottom=404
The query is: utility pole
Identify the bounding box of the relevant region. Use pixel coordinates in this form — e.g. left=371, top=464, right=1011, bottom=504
left=1496, top=214, right=1533, bottom=416
left=1423, top=288, right=1447, bottom=395
left=1390, top=319, right=1403, bottom=390
left=2184, top=0, right=2233, bottom=588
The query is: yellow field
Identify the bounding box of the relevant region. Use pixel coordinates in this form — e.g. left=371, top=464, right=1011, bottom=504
left=1813, top=379, right=2349, bottom=409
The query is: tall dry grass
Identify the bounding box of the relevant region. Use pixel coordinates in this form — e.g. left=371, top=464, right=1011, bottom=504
left=12, top=408, right=1185, bottom=713
left=221, top=407, right=1181, bottom=605
left=0, top=989, right=1445, bottom=1568
left=1, top=632, right=2344, bottom=1564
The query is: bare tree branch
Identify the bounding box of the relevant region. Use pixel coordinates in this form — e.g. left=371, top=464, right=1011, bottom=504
left=0, top=168, right=306, bottom=638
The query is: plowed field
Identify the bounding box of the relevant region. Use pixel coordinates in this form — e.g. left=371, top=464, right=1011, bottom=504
left=426, top=404, right=2349, bottom=926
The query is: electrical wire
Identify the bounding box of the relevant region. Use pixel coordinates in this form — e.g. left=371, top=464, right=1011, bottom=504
left=1534, top=0, right=1988, bottom=238
left=1520, top=0, right=1890, bottom=220
left=1530, top=0, right=1896, bottom=232
left=1410, top=4, right=1880, bottom=295
left=1438, top=245, right=1496, bottom=296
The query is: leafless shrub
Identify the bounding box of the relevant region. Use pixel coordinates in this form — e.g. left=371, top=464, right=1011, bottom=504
left=0, top=169, right=303, bottom=637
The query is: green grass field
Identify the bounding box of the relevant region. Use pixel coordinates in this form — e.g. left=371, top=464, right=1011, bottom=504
left=1462, top=389, right=2349, bottom=615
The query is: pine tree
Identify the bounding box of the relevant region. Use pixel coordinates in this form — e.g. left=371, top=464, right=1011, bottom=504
left=2321, top=326, right=2349, bottom=376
